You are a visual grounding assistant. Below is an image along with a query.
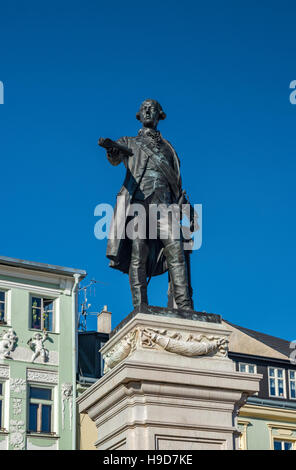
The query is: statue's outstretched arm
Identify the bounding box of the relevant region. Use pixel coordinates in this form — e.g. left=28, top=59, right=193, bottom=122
left=98, top=137, right=132, bottom=166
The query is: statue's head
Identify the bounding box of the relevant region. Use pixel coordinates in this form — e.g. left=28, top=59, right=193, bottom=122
left=136, top=99, right=166, bottom=129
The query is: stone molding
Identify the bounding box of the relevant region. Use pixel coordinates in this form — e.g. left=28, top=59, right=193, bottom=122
left=88, top=380, right=242, bottom=427
left=105, top=313, right=229, bottom=348
left=110, top=306, right=221, bottom=338
left=27, top=368, right=58, bottom=384
left=79, top=356, right=261, bottom=419
left=96, top=419, right=238, bottom=450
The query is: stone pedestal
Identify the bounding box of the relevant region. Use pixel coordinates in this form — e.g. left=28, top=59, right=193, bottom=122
left=77, top=308, right=261, bottom=450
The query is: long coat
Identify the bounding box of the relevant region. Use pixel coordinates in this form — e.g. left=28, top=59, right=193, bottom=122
left=106, top=134, right=182, bottom=277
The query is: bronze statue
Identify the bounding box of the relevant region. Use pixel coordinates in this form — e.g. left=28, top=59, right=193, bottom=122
left=99, top=99, right=196, bottom=310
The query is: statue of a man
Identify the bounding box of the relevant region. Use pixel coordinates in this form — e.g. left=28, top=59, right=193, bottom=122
left=103, top=99, right=194, bottom=310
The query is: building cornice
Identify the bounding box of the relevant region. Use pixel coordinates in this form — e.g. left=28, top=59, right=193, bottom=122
left=239, top=403, right=296, bottom=423
left=229, top=351, right=291, bottom=365
left=0, top=255, right=86, bottom=278
left=0, top=278, right=64, bottom=296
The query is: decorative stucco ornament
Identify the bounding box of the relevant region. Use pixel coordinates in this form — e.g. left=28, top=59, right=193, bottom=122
left=27, top=369, right=58, bottom=384
left=12, top=398, right=22, bottom=416
left=10, top=378, right=26, bottom=394
left=0, top=365, right=9, bottom=379
left=0, top=328, right=18, bottom=359
left=27, top=331, right=49, bottom=363
left=61, top=383, right=73, bottom=431
left=103, top=327, right=228, bottom=373
left=10, top=420, right=25, bottom=450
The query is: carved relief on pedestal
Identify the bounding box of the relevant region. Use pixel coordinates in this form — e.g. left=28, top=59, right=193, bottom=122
left=103, top=327, right=228, bottom=373
left=61, top=383, right=73, bottom=431
left=141, top=328, right=228, bottom=356
left=103, top=330, right=137, bottom=373
left=10, top=420, right=25, bottom=450
left=0, top=329, right=18, bottom=359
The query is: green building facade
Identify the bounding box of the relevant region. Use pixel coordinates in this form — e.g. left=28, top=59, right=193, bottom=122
left=0, top=256, right=86, bottom=450
left=238, top=406, right=296, bottom=450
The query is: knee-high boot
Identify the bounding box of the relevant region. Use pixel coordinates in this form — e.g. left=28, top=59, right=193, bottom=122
left=163, top=241, right=192, bottom=309
left=129, top=239, right=149, bottom=307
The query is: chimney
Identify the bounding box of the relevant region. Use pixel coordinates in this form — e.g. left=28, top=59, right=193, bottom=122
left=97, top=305, right=112, bottom=334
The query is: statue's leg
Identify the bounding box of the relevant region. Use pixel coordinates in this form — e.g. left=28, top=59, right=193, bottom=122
left=162, top=239, right=192, bottom=309
left=31, top=351, right=38, bottom=362
left=158, top=204, right=192, bottom=309
left=129, top=238, right=149, bottom=307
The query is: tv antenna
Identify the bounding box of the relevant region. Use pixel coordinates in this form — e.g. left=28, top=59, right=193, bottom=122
left=77, top=279, right=108, bottom=331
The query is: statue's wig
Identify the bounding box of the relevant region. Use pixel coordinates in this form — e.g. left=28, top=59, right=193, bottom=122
left=136, top=99, right=166, bottom=121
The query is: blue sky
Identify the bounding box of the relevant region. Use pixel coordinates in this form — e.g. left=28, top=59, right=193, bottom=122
left=0, top=0, right=295, bottom=339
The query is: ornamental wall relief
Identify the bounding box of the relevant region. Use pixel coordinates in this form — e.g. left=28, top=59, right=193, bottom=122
left=27, top=369, right=58, bottom=384
left=27, top=331, right=49, bottom=363
left=61, top=383, right=73, bottom=431
left=10, top=420, right=25, bottom=450
left=12, top=398, right=22, bottom=416
left=10, top=378, right=26, bottom=394
left=0, top=329, right=18, bottom=359
left=0, top=365, right=9, bottom=379
left=103, top=327, right=228, bottom=373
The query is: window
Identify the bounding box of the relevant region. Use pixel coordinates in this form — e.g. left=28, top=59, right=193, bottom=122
left=0, top=383, right=3, bottom=429
left=28, top=386, right=53, bottom=434
left=239, top=363, right=257, bottom=374
left=289, top=370, right=296, bottom=399
left=238, top=420, right=250, bottom=450
left=268, top=367, right=286, bottom=398
left=31, top=297, right=54, bottom=331
left=274, top=440, right=294, bottom=450
left=0, top=291, right=6, bottom=324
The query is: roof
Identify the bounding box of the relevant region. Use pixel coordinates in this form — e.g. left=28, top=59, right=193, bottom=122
left=224, top=320, right=292, bottom=358
left=78, top=331, right=109, bottom=337
left=0, top=255, right=87, bottom=278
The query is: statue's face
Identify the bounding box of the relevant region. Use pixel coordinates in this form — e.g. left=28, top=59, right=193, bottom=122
left=139, top=100, right=160, bottom=129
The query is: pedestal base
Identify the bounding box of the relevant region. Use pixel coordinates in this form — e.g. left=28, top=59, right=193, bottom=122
left=77, top=309, right=261, bottom=450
